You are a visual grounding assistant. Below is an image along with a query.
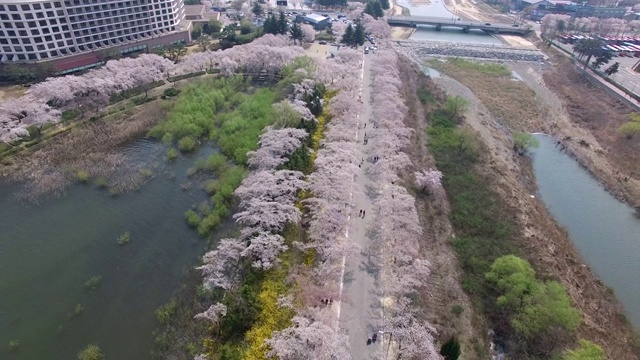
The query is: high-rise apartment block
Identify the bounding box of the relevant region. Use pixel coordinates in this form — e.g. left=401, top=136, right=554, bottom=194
left=0, top=0, right=189, bottom=72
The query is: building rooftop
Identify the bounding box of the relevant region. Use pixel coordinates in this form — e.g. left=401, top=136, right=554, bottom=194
left=305, top=13, right=328, bottom=22
left=184, top=4, right=205, bottom=17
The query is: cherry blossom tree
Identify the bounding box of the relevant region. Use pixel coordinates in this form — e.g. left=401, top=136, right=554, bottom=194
left=240, top=230, right=288, bottom=269
left=331, top=22, right=348, bottom=41
left=235, top=170, right=307, bottom=204
left=415, top=169, right=443, bottom=193
left=198, top=237, right=245, bottom=290
left=246, top=127, right=309, bottom=169
left=300, top=24, right=316, bottom=43
left=194, top=302, right=227, bottom=323
left=363, top=14, right=392, bottom=40
left=0, top=96, right=60, bottom=143
left=267, top=313, right=352, bottom=359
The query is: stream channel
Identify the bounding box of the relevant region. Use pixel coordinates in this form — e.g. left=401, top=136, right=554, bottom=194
left=530, top=134, right=640, bottom=329
left=0, top=139, right=216, bottom=359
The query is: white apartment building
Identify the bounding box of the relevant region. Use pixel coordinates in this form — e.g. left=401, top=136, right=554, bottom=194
left=0, top=0, right=186, bottom=64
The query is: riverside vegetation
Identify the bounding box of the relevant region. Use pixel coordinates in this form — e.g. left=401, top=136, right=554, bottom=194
left=423, top=89, right=588, bottom=358
left=151, top=58, right=326, bottom=359
left=417, top=55, right=640, bottom=358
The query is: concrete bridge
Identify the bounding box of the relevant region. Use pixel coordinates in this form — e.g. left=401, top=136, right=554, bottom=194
left=387, top=16, right=532, bottom=35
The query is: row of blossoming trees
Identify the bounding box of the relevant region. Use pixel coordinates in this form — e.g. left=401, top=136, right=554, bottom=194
left=541, top=13, right=640, bottom=38
left=366, top=38, right=441, bottom=357
left=0, top=35, right=307, bottom=144
left=193, top=45, right=365, bottom=359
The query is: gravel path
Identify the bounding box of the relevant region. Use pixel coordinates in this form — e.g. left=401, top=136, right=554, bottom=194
left=339, top=51, right=384, bottom=360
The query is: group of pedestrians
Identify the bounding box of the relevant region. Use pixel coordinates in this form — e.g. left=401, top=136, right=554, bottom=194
left=358, top=209, right=366, bottom=218
left=366, top=333, right=378, bottom=345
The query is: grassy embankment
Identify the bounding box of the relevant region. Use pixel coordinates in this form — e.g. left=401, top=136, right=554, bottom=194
left=427, top=58, right=543, bottom=132
left=421, top=87, right=586, bottom=358
left=151, top=66, right=332, bottom=359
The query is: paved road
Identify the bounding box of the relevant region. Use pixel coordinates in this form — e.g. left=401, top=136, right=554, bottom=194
left=337, top=49, right=384, bottom=359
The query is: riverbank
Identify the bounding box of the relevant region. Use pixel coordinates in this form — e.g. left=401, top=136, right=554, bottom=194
left=535, top=42, right=640, bottom=210
left=417, top=56, right=640, bottom=358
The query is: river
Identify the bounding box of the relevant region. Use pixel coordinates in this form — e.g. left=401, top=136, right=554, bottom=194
left=397, top=0, right=504, bottom=45
left=530, top=134, right=640, bottom=328
left=0, top=139, right=214, bottom=359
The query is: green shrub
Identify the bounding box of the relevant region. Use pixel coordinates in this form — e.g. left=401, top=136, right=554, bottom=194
left=155, top=301, right=177, bottom=325
left=178, top=136, right=197, bottom=152
left=561, top=339, right=605, bottom=360
left=184, top=210, right=201, bottom=228
left=619, top=113, right=640, bottom=138
left=77, top=344, right=104, bottom=360
left=9, top=340, right=19, bottom=351
left=74, top=303, right=85, bottom=315
left=84, top=275, right=102, bottom=291
left=117, top=231, right=131, bottom=245
left=166, top=148, right=179, bottom=161
left=164, top=87, right=181, bottom=97
left=94, top=177, right=107, bottom=188
left=440, top=337, right=461, bottom=360
left=417, top=87, right=435, bottom=104
left=131, top=95, right=157, bottom=106
left=76, top=170, right=91, bottom=183
left=513, top=132, right=540, bottom=153
left=61, top=109, right=80, bottom=122
left=486, top=255, right=581, bottom=339
left=149, top=76, right=248, bottom=140
left=452, top=304, right=464, bottom=317
left=205, top=153, right=229, bottom=172
left=160, top=133, right=174, bottom=145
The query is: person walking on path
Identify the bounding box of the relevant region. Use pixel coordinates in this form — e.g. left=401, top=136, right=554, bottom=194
left=362, top=210, right=366, bottom=219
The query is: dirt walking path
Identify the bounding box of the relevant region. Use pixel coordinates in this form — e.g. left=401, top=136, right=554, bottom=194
left=337, top=52, right=386, bottom=359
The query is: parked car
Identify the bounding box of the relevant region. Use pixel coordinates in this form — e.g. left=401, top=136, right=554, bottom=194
left=364, top=49, right=369, bottom=54
left=319, top=40, right=328, bottom=45
left=485, top=23, right=491, bottom=26
left=512, top=24, right=520, bottom=27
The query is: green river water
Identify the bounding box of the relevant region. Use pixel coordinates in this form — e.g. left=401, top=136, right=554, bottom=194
left=0, top=139, right=213, bottom=359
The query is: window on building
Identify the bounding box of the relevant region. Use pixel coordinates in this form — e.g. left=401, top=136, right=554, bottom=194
left=33, top=4, right=42, bottom=10
left=8, top=5, right=17, bottom=11
left=10, top=38, right=18, bottom=44
left=21, top=4, right=30, bottom=11
left=28, top=53, right=37, bottom=60
left=25, top=45, right=33, bottom=51
left=11, top=14, right=21, bottom=20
